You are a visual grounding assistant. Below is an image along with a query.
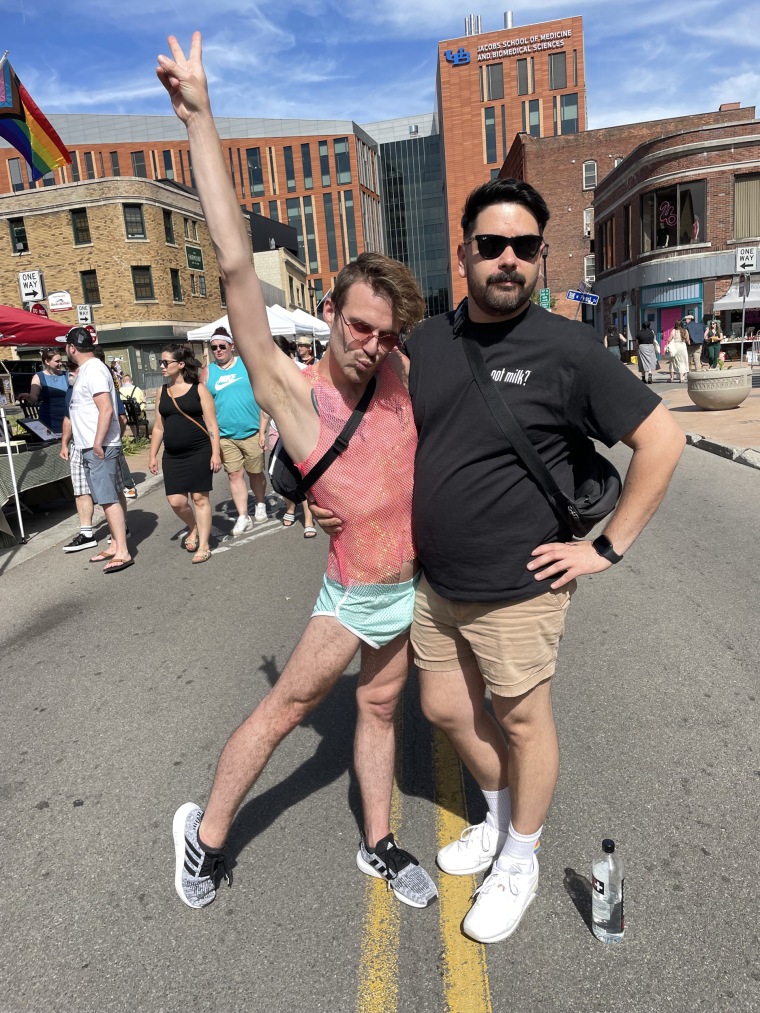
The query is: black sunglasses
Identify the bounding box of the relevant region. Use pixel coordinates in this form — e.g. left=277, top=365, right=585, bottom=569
left=210, top=343, right=228, bottom=351
left=466, top=234, right=543, bottom=261
left=159, top=359, right=177, bottom=368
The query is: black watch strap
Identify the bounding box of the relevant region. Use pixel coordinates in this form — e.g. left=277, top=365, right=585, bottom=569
left=592, top=535, right=623, bottom=564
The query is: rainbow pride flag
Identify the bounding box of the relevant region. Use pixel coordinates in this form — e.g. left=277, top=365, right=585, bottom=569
left=0, top=56, right=71, bottom=180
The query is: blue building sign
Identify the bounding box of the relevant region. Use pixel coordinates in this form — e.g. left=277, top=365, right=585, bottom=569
left=445, top=48, right=471, bottom=66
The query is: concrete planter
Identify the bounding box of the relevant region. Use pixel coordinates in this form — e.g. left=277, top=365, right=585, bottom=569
left=687, top=366, right=752, bottom=411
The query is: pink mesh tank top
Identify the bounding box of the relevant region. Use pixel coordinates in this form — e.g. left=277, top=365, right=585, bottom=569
left=295, top=359, right=416, bottom=586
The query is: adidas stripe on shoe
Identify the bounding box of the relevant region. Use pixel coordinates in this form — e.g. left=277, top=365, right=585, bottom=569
left=356, top=833, right=437, bottom=908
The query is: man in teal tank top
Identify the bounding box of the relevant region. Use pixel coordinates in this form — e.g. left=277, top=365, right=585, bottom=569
left=201, top=326, right=267, bottom=534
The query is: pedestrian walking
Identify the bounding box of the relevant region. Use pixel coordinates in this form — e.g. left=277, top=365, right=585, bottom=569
left=704, top=319, right=723, bottom=368
left=635, top=320, right=658, bottom=383
left=683, top=312, right=704, bottom=371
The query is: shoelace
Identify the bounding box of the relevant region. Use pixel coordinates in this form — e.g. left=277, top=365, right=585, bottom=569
left=368, top=837, right=419, bottom=881
left=199, top=848, right=233, bottom=888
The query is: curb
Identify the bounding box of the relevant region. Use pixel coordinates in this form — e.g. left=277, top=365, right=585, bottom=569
left=686, top=433, right=760, bottom=470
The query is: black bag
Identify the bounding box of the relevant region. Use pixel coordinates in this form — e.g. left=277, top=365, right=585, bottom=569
left=460, top=316, right=622, bottom=538
left=268, top=377, right=376, bottom=504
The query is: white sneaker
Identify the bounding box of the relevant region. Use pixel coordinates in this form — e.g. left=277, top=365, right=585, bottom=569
left=232, top=514, right=253, bottom=536
left=253, top=502, right=267, bottom=523
left=462, top=858, right=539, bottom=944
left=437, top=821, right=508, bottom=876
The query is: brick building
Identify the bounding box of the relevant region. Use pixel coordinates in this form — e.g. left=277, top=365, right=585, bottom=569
left=593, top=109, right=760, bottom=354
left=502, top=104, right=757, bottom=331
left=437, top=14, right=586, bottom=306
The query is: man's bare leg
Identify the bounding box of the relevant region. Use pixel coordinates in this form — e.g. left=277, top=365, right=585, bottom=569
left=227, top=468, right=250, bottom=517
left=247, top=470, right=266, bottom=506
left=102, top=500, right=128, bottom=561
left=353, top=633, right=409, bottom=847
left=75, top=493, right=94, bottom=528
left=199, top=616, right=360, bottom=848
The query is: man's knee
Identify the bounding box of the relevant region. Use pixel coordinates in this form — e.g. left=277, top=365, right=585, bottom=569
left=493, top=680, right=554, bottom=741
left=357, top=686, right=400, bottom=724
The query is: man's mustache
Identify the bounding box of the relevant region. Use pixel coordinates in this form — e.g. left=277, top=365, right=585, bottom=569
left=487, top=271, right=526, bottom=286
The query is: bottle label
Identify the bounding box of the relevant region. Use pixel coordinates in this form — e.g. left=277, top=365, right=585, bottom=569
left=592, top=874, right=605, bottom=896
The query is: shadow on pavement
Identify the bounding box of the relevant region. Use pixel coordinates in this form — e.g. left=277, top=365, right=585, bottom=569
left=563, top=866, right=594, bottom=935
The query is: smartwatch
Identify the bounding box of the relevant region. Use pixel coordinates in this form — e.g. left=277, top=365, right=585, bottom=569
left=592, top=534, right=623, bottom=564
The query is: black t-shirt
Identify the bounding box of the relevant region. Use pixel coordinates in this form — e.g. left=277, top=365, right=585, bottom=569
left=405, top=302, right=659, bottom=602
left=636, top=326, right=655, bottom=344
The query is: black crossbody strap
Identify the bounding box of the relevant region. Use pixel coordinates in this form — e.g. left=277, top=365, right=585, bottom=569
left=293, top=376, right=376, bottom=501
left=461, top=331, right=578, bottom=526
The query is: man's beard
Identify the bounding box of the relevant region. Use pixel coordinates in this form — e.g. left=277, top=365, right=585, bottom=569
left=468, top=269, right=538, bottom=317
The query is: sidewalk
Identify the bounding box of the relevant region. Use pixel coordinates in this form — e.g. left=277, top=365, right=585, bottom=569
left=625, top=364, right=760, bottom=467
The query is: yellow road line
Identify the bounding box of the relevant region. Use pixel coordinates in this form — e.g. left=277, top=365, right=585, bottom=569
left=433, top=729, right=493, bottom=1013
left=356, top=713, right=404, bottom=1013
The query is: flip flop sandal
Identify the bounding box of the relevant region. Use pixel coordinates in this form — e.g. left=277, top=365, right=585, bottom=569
left=103, top=558, right=134, bottom=573
left=281, top=513, right=296, bottom=527
left=184, top=535, right=199, bottom=553
left=191, top=549, right=212, bottom=564
left=90, top=550, right=116, bottom=563
left=303, top=527, right=317, bottom=539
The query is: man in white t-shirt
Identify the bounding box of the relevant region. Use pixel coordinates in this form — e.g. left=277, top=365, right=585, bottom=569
left=58, top=327, right=133, bottom=573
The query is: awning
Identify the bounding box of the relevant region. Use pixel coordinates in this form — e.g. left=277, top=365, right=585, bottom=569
left=186, top=308, right=296, bottom=341
left=712, top=277, right=760, bottom=311
left=0, top=305, right=72, bottom=346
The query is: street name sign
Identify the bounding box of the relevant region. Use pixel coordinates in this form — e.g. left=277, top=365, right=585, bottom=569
left=18, top=270, right=44, bottom=302
left=566, top=289, right=599, bottom=305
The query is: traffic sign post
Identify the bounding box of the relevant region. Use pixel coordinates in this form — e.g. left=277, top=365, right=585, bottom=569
left=18, top=270, right=45, bottom=303
left=736, top=246, right=757, bottom=273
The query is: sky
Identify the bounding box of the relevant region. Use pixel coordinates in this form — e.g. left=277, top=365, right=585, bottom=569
left=2, top=0, right=759, bottom=129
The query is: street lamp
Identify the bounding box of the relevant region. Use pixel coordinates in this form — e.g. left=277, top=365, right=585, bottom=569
left=541, top=242, right=549, bottom=291
left=308, top=283, right=316, bottom=316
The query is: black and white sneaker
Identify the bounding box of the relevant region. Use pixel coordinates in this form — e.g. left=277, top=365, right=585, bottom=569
left=172, top=802, right=232, bottom=909
left=356, top=833, right=437, bottom=908
left=63, top=532, right=97, bottom=553
left=107, top=527, right=131, bottom=545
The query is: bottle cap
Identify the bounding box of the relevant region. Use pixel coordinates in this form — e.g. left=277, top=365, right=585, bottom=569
left=602, top=839, right=615, bottom=853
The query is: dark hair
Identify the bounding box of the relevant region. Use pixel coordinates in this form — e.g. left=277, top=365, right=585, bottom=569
left=212, top=326, right=231, bottom=338
left=40, top=348, right=61, bottom=365
left=461, top=178, right=550, bottom=238
left=162, top=343, right=201, bottom=383
left=273, top=335, right=295, bottom=357
left=331, top=251, right=425, bottom=335
left=92, top=346, right=106, bottom=363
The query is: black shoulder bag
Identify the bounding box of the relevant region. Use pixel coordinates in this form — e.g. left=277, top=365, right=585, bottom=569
left=461, top=323, right=621, bottom=538
left=268, top=376, right=376, bottom=504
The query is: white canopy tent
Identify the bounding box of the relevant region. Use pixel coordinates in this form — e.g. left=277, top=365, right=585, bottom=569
left=290, top=307, right=330, bottom=338
left=186, top=309, right=296, bottom=341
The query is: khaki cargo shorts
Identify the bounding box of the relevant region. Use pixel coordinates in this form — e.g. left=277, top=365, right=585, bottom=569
left=411, top=573, right=576, bottom=698
left=220, top=433, right=263, bottom=474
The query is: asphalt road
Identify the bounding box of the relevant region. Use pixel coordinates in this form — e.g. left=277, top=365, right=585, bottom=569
left=2, top=443, right=759, bottom=1013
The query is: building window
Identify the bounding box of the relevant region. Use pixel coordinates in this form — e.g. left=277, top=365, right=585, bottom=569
left=334, top=138, right=352, bottom=185
left=81, top=270, right=101, bottom=304
left=170, top=268, right=182, bottom=301
left=252, top=202, right=261, bottom=216
left=190, top=273, right=196, bottom=295
left=560, top=93, right=578, bottom=134
left=734, top=173, right=760, bottom=239
left=319, top=140, right=330, bottom=186
left=549, top=52, right=567, bottom=90
left=151, top=150, right=159, bottom=178
left=303, top=195, right=319, bottom=272
left=524, top=99, right=540, bottom=137
left=109, top=151, right=120, bottom=176
left=573, top=50, right=578, bottom=86
left=583, top=255, right=595, bottom=284
left=179, top=150, right=187, bottom=186
left=71, top=208, right=91, bottom=245
left=301, top=143, right=313, bottom=189
left=624, top=203, right=632, bottom=260
left=613, top=155, right=624, bottom=168
left=480, top=62, right=504, bottom=101
left=131, top=266, right=154, bottom=300
left=9, top=217, right=29, bottom=253
left=286, top=197, right=306, bottom=263
left=284, top=146, right=296, bottom=192
left=42, top=170, right=56, bottom=187
left=198, top=274, right=206, bottom=297
left=323, top=192, right=339, bottom=271
left=269, top=200, right=280, bottom=221
left=162, top=149, right=174, bottom=180
left=70, top=151, right=80, bottom=182
left=484, top=107, right=497, bottom=163
left=343, top=191, right=358, bottom=260
left=83, top=152, right=96, bottom=179
left=598, top=219, right=614, bottom=272
left=501, top=105, right=507, bottom=159
left=490, top=168, right=500, bottom=180
left=288, top=276, right=295, bottom=306
left=187, top=151, right=196, bottom=188
left=641, top=181, right=706, bottom=251
left=9, top=157, right=26, bottom=192
left=516, top=58, right=529, bottom=96
left=267, top=147, right=277, bottom=194
left=246, top=147, right=265, bottom=196
left=123, top=204, right=146, bottom=239
left=163, top=209, right=175, bottom=244
left=130, top=150, right=147, bottom=178
left=583, top=208, right=593, bottom=238
left=583, top=160, right=597, bottom=190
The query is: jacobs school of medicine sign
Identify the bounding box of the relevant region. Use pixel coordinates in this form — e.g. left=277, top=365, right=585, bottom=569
left=446, top=29, right=573, bottom=66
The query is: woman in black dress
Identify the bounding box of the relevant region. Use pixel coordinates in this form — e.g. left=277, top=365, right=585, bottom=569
left=149, top=344, right=222, bottom=563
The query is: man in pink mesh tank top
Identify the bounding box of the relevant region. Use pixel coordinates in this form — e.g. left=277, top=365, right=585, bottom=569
left=159, top=34, right=437, bottom=912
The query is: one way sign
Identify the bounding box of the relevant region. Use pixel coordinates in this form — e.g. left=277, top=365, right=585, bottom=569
left=18, top=270, right=45, bottom=303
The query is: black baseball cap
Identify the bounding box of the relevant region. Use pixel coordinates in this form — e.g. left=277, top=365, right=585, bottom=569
left=56, top=326, right=97, bottom=349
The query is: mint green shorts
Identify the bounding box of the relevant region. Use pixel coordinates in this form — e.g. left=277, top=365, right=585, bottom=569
left=313, top=573, right=421, bottom=649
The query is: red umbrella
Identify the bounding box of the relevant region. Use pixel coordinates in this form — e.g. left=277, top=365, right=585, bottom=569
left=0, top=304, right=73, bottom=346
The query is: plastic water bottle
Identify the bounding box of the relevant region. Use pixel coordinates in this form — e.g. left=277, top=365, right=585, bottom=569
left=591, top=839, right=625, bottom=943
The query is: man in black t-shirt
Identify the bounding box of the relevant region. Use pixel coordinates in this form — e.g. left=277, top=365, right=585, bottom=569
left=405, top=178, right=684, bottom=945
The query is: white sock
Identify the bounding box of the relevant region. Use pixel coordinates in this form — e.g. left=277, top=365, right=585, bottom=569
left=482, top=787, right=511, bottom=832
left=495, top=821, right=542, bottom=874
